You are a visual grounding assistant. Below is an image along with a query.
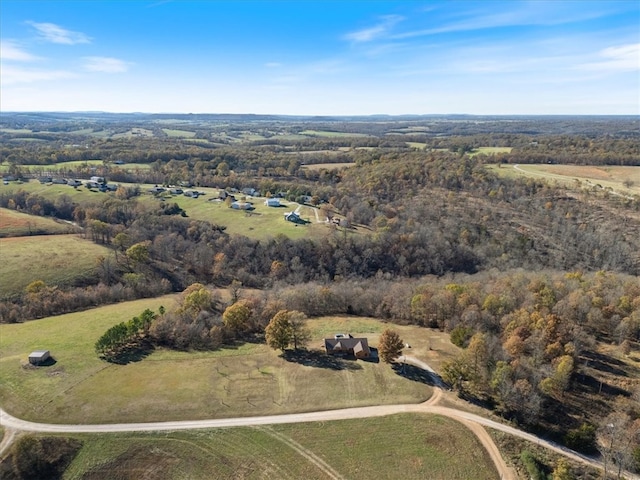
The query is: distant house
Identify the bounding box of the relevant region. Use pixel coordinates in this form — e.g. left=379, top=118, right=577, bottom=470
left=231, top=201, right=253, bottom=210
left=90, top=176, right=106, bottom=184
left=242, top=187, right=257, bottom=196
left=284, top=211, right=300, bottom=222
left=265, top=198, right=280, bottom=207
left=28, top=350, right=51, bottom=365
left=324, top=334, right=370, bottom=358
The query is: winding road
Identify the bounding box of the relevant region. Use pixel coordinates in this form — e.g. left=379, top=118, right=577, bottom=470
left=1, top=355, right=637, bottom=480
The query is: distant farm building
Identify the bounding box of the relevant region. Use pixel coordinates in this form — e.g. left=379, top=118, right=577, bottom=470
left=231, top=201, right=253, bottom=210
left=265, top=198, right=281, bottom=207
left=28, top=350, right=51, bottom=366
left=324, top=334, right=370, bottom=358
left=242, top=187, right=257, bottom=196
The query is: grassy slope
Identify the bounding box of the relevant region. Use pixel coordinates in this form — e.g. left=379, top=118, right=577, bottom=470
left=0, top=301, right=459, bottom=423
left=0, top=180, right=335, bottom=240
left=488, top=163, right=640, bottom=195
left=0, top=234, right=112, bottom=297
left=61, top=414, right=498, bottom=479
left=0, top=208, right=78, bottom=237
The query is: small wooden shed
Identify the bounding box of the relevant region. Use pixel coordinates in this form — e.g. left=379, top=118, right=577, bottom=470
left=28, top=350, right=50, bottom=365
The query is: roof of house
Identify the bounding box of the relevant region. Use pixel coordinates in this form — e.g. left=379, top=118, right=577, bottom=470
left=324, top=337, right=370, bottom=352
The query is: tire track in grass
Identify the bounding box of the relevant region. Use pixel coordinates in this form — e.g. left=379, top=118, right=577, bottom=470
left=256, top=426, right=345, bottom=480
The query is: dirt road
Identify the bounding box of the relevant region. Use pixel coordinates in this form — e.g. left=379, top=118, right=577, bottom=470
left=2, top=357, right=637, bottom=479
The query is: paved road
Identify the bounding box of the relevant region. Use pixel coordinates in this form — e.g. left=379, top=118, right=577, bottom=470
left=2, top=357, right=638, bottom=480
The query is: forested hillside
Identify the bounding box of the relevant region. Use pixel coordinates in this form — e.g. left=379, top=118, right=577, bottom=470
left=1, top=114, right=639, bottom=469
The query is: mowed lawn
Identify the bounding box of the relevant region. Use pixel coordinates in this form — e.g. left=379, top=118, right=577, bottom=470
left=0, top=234, right=112, bottom=297
left=62, top=414, right=498, bottom=479
left=0, top=208, right=78, bottom=237
left=0, top=300, right=456, bottom=424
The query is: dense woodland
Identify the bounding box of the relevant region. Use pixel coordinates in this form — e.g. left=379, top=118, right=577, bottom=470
left=1, top=113, right=639, bottom=471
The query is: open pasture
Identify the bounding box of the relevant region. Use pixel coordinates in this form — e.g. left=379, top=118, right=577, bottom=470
left=469, top=147, right=512, bottom=156
left=300, top=130, right=371, bottom=138
left=159, top=190, right=333, bottom=240
left=0, top=307, right=453, bottom=424
left=488, top=163, right=640, bottom=195
left=162, top=128, right=197, bottom=138
left=61, top=413, right=497, bottom=480
left=0, top=234, right=111, bottom=297
left=0, top=208, right=78, bottom=237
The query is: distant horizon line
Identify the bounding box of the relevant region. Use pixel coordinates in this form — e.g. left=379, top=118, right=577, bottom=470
left=2, top=111, right=638, bottom=118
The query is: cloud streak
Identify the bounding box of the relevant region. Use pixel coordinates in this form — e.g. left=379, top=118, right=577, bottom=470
left=83, top=56, right=131, bottom=73
left=344, top=15, right=404, bottom=43
left=578, top=43, right=640, bottom=73
left=0, top=40, right=40, bottom=61
left=27, top=21, right=91, bottom=44
left=1, top=64, right=75, bottom=85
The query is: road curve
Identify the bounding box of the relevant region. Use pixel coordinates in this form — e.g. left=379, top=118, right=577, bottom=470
left=2, top=360, right=638, bottom=479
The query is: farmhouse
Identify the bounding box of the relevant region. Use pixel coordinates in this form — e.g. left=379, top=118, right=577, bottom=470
left=324, top=334, right=370, bottom=358
left=265, top=198, right=280, bottom=207
left=284, top=211, right=300, bottom=223
left=28, top=350, right=51, bottom=366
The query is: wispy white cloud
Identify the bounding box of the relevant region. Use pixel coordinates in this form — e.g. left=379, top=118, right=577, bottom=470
left=264, top=62, right=282, bottom=68
left=0, top=64, right=76, bottom=85
left=344, top=15, right=404, bottom=43
left=27, top=21, right=91, bottom=44
left=393, top=2, right=629, bottom=39
left=578, top=43, right=640, bottom=72
left=83, top=56, right=131, bottom=73
left=0, top=40, right=40, bottom=61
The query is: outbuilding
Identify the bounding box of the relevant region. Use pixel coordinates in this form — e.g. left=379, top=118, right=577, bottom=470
left=265, top=198, right=281, bottom=207
left=28, top=350, right=51, bottom=365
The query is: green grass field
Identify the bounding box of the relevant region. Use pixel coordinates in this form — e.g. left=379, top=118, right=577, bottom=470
left=0, top=208, right=78, bottom=237
left=468, top=147, right=513, bottom=157
left=162, top=128, right=197, bottom=138
left=0, top=234, right=111, bottom=297
left=0, top=180, right=336, bottom=241
left=0, top=298, right=460, bottom=423
left=160, top=190, right=334, bottom=240
left=0, top=160, right=152, bottom=174
left=300, top=130, right=371, bottom=138
left=59, top=413, right=497, bottom=479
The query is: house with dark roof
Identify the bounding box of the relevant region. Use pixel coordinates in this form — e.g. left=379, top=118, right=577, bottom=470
left=324, top=334, right=370, bottom=358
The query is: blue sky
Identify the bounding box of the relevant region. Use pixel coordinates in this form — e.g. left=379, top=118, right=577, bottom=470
left=1, top=0, right=638, bottom=115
